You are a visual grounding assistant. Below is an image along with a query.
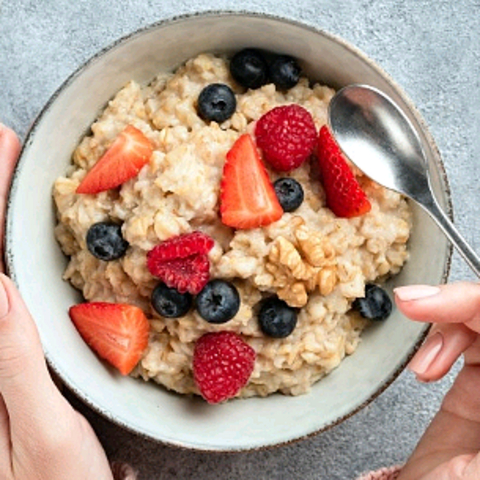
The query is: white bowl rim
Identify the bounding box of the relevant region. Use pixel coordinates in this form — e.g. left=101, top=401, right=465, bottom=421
left=5, top=10, right=453, bottom=451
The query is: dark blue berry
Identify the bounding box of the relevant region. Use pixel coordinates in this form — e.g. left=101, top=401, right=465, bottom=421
left=197, top=84, right=236, bottom=123
left=274, top=178, right=304, bottom=212
left=269, top=55, right=301, bottom=90
left=258, top=297, right=297, bottom=338
left=86, top=222, right=129, bottom=261
left=151, top=283, right=192, bottom=318
left=196, top=280, right=240, bottom=324
left=230, top=49, right=269, bottom=89
left=352, top=284, right=392, bottom=321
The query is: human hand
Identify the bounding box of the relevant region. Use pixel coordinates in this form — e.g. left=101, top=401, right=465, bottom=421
left=0, top=124, right=115, bottom=480
left=395, top=283, right=480, bottom=480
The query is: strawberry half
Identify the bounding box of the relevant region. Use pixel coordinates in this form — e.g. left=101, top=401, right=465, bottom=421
left=220, top=134, right=283, bottom=229
left=76, top=125, right=153, bottom=194
left=69, top=302, right=150, bottom=375
left=317, top=125, right=371, bottom=218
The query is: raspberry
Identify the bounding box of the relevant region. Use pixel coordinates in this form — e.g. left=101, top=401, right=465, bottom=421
left=148, top=231, right=214, bottom=261
left=255, top=104, right=317, bottom=172
left=193, top=331, right=256, bottom=404
left=147, top=232, right=214, bottom=294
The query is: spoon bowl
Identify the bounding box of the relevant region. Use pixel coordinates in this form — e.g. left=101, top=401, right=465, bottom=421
left=329, top=84, right=480, bottom=276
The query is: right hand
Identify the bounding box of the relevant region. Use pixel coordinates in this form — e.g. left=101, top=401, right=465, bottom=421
left=395, top=283, right=480, bottom=479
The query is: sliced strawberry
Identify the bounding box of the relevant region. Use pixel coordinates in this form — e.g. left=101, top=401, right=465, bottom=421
left=317, top=126, right=371, bottom=218
left=76, top=125, right=153, bottom=194
left=69, top=302, right=150, bottom=375
left=220, top=134, right=283, bottom=229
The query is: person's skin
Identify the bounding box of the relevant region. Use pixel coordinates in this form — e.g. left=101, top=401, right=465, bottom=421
left=1, top=123, right=480, bottom=480
left=0, top=124, right=114, bottom=480
left=395, top=283, right=480, bottom=479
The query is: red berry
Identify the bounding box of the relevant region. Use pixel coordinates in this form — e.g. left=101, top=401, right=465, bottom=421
left=317, top=126, right=371, bottom=218
left=193, top=331, right=256, bottom=404
left=69, top=302, right=150, bottom=375
left=147, top=232, right=214, bottom=295
left=220, top=134, right=283, bottom=229
left=77, top=125, right=153, bottom=194
left=255, top=104, right=317, bottom=172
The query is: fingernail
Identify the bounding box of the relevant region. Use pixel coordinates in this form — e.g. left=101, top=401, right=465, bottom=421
left=394, top=285, right=440, bottom=302
left=0, top=274, right=10, bottom=319
left=408, top=332, right=444, bottom=376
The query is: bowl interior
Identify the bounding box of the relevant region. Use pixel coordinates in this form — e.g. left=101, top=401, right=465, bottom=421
left=6, top=13, right=450, bottom=451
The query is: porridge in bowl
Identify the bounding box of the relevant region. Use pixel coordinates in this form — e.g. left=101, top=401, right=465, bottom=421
left=53, top=50, right=411, bottom=403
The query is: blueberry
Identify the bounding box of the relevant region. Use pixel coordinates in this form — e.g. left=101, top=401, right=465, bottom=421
left=151, top=283, right=192, bottom=318
left=269, top=55, right=301, bottom=90
left=197, top=83, right=236, bottom=123
left=230, top=48, right=269, bottom=89
left=258, top=297, right=297, bottom=338
left=352, top=284, right=392, bottom=321
left=86, top=222, right=129, bottom=261
left=274, top=178, right=304, bottom=212
left=196, top=280, right=240, bottom=324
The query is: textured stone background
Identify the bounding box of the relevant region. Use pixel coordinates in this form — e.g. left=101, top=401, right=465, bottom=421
left=1, top=1, right=479, bottom=479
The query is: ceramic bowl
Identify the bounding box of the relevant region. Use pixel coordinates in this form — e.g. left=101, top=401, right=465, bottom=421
left=6, top=11, right=451, bottom=451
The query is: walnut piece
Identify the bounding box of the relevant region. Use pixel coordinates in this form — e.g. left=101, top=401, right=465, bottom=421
left=266, top=227, right=338, bottom=308
left=295, top=225, right=335, bottom=267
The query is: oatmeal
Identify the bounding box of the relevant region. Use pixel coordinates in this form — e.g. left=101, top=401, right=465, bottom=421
left=53, top=52, right=411, bottom=400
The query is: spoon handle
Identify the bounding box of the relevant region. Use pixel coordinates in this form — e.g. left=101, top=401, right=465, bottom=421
left=420, top=194, right=480, bottom=277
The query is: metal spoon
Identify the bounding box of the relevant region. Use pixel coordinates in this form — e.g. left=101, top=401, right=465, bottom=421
left=328, top=84, right=480, bottom=277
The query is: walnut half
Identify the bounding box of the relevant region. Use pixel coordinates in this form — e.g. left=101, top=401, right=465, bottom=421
left=266, top=227, right=338, bottom=308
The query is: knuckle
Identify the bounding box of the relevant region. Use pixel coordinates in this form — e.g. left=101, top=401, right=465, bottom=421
left=444, top=454, right=472, bottom=479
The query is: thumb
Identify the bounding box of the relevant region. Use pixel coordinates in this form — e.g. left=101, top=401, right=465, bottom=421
left=0, top=273, right=69, bottom=438
left=0, top=124, right=21, bottom=273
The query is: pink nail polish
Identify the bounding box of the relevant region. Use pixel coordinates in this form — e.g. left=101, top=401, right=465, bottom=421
left=394, top=285, right=440, bottom=302
left=0, top=275, right=9, bottom=319
left=408, top=332, right=443, bottom=376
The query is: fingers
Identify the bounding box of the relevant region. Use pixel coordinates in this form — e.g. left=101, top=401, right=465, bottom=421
left=0, top=274, right=70, bottom=439
left=415, top=454, right=476, bottom=480
left=0, top=124, right=20, bottom=273
left=395, top=283, right=480, bottom=332
left=408, top=325, right=476, bottom=382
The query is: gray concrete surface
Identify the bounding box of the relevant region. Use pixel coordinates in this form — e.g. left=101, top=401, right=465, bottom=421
left=1, top=1, right=479, bottom=478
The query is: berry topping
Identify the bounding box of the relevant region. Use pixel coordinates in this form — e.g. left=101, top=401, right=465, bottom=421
left=197, top=84, right=237, bottom=123
left=147, top=232, right=214, bottom=295
left=220, top=134, right=283, bottom=229
left=151, top=283, right=192, bottom=318
left=147, top=231, right=214, bottom=262
left=255, top=105, right=317, bottom=172
left=268, top=55, right=301, bottom=90
left=230, top=48, right=268, bottom=89
left=273, top=178, right=304, bottom=212
left=352, top=284, right=392, bottom=321
left=196, top=280, right=240, bottom=324
left=76, top=125, right=153, bottom=194
left=86, top=222, right=129, bottom=261
left=258, top=297, right=298, bottom=338
left=193, top=331, right=256, bottom=404
left=317, top=126, right=372, bottom=218
left=69, top=302, right=149, bottom=375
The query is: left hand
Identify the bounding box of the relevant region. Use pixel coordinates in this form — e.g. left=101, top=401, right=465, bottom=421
left=0, top=123, right=115, bottom=480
